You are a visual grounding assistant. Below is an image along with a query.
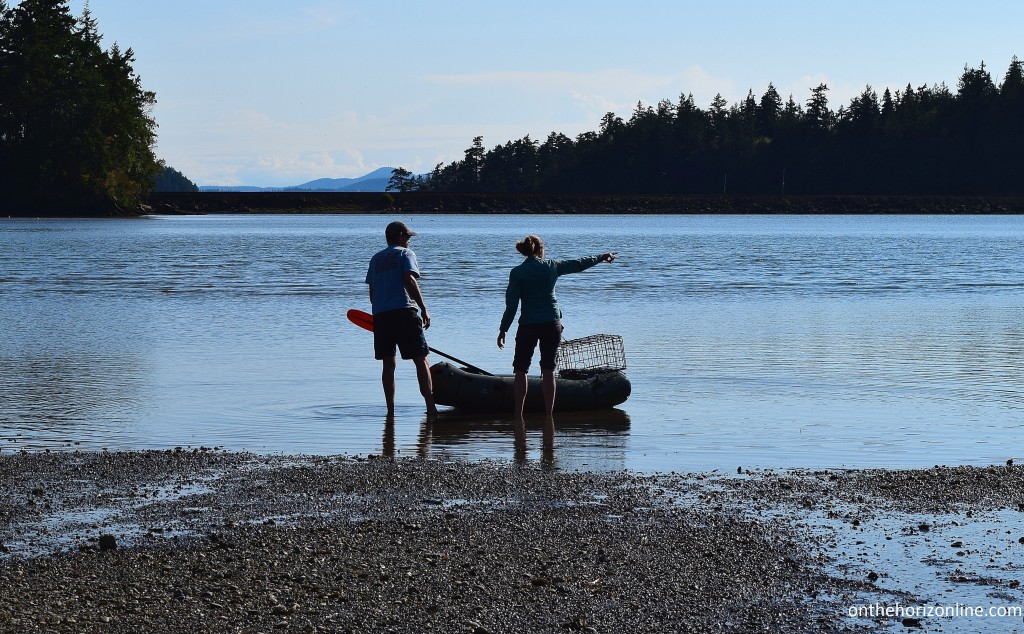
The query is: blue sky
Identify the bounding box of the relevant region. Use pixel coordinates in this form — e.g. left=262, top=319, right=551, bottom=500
left=56, top=1, right=1024, bottom=186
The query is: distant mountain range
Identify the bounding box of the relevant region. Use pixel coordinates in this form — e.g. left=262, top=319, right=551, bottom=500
left=200, top=167, right=395, bottom=192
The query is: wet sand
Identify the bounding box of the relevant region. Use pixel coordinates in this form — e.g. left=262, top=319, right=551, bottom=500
left=2, top=450, right=1024, bottom=633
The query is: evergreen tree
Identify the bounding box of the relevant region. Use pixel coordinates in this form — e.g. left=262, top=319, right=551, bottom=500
left=756, top=83, right=782, bottom=138
left=990, top=57, right=1024, bottom=192
left=0, top=0, right=158, bottom=214
left=1000, top=56, right=1024, bottom=105
left=708, top=94, right=729, bottom=136
left=461, top=136, right=485, bottom=189
left=153, top=165, right=199, bottom=192
left=957, top=62, right=997, bottom=105
left=386, top=167, right=414, bottom=192
left=804, top=84, right=833, bottom=131
left=537, top=131, right=573, bottom=189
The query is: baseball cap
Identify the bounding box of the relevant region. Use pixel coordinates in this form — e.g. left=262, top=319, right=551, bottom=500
left=385, top=220, right=416, bottom=241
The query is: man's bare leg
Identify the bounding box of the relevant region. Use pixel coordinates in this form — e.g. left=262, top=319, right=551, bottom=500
left=412, top=355, right=438, bottom=420
left=381, top=356, right=397, bottom=417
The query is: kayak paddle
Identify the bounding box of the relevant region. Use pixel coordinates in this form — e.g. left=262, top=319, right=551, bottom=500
left=346, top=309, right=493, bottom=376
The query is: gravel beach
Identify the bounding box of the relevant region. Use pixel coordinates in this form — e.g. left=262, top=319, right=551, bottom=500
left=3, top=450, right=1024, bottom=633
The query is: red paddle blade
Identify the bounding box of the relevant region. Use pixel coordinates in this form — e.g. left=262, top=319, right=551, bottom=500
left=346, top=309, right=374, bottom=332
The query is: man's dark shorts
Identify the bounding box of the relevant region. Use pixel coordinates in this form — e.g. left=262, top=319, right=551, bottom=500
left=513, top=320, right=563, bottom=373
left=374, top=308, right=429, bottom=360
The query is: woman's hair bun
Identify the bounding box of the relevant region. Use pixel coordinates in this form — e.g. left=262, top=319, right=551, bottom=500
left=515, top=235, right=543, bottom=257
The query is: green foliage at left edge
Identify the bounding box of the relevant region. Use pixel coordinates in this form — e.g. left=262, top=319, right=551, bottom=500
left=0, top=0, right=159, bottom=215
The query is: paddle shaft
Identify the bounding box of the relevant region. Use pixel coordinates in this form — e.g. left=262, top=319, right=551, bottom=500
left=346, top=309, right=493, bottom=376
left=424, top=346, right=492, bottom=376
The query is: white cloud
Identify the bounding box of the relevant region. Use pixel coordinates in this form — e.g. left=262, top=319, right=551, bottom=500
left=166, top=67, right=874, bottom=187
left=426, top=66, right=729, bottom=98
left=164, top=103, right=540, bottom=184
left=301, top=4, right=346, bottom=30
left=212, top=3, right=350, bottom=41
left=424, top=66, right=741, bottom=122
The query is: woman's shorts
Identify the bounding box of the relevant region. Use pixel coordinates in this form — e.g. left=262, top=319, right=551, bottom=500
left=513, top=320, right=563, bottom=372
left=373, top=308, right=429, bottom=360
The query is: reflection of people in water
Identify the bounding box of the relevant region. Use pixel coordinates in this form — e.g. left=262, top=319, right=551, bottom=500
left=381, top=415, right=432, bottom=459
left=411, top=409, right=629, bottom=468
left=382, top=416, right=395, bottom=458
left=497, top=234, right=617, bottom=423
left=406, top=413, right=555, bottom=467
left=514, top=419, right=555, bottom=467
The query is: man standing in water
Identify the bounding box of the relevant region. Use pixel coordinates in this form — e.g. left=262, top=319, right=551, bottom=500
left=365, top=221, right=438, bottom=420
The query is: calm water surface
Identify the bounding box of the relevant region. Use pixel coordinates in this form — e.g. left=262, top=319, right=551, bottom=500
left=3, top=213, right=1024, bottom=472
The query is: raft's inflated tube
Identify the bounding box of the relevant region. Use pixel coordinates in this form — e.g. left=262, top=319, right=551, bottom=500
left=430, top=362, right=631, bottom=412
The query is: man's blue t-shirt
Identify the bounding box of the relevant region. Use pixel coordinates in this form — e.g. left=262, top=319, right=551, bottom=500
left=365, top=245, right=421, bottom=315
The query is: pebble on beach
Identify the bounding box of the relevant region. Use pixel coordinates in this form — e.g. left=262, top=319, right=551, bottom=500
left=3, top=451, right=1024, bottom=632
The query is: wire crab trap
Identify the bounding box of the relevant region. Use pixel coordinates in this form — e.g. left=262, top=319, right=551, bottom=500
left=556, top=334, right=627, bottom=378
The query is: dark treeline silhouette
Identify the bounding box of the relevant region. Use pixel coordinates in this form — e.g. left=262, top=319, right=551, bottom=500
left=153, top=166, right=199, bottom=193
left=0, top=0, right=159, bottom=214
left=415, top=59, right=1024, bottom=196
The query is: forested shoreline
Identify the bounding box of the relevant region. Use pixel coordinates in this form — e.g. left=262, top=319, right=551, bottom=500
left=148, top=191, right=1024, bottom=215
left=4, top=4, right=1023, bottom=215
left=411, top=59, right=1024, bottom=197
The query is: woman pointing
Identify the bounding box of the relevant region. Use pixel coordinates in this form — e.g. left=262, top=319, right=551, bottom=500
left=497, top=234, right=617, bottom=423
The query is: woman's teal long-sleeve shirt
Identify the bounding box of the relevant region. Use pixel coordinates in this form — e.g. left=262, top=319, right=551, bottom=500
left=499, top=254, right=602, bottom=333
